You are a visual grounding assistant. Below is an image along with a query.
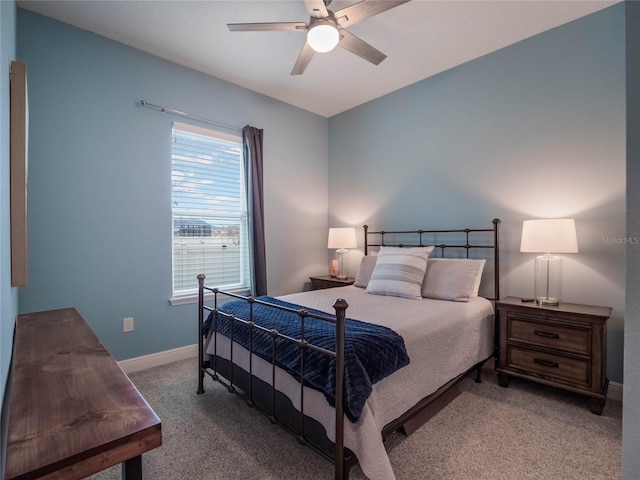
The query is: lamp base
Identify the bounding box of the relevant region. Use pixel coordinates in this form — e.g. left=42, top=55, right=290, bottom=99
left=534, top=254, right=563, bottom=306
left=335, top=248, right=348, bottom=281
left=537, top=298, right=560, bottom=306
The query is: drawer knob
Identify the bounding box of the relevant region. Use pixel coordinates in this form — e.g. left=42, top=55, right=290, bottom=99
left=534, top=330, right=559, bottom=339
left=534, top=358, right=559, bottom=368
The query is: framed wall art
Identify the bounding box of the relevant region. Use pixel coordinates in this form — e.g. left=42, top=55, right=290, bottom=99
left=10, top=61, right=28, bottom=287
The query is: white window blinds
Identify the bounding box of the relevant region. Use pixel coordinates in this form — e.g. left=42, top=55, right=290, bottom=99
left=171, top=122, right=251, bottom=296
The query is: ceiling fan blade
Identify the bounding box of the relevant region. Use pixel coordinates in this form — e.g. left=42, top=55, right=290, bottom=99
left=334, top=0, right=411, bottom=28
left=291, top=42, right=316, bottom=75
left=228, top=22, right=307, bottom=32
left=338, top=29, right=386, bottom=65
left=304, top=0, right=329, bottom=19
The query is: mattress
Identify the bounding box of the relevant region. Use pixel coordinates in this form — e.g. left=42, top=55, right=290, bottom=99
left=204, top=285, right=494, bottom=480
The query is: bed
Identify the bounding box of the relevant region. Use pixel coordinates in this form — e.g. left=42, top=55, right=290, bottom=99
left=197, top=219, right=501, bottom=480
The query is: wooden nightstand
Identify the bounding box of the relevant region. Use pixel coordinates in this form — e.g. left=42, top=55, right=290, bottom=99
left=309, top=275, right=355, bottom=290
left=495, top=296, right=611, bottom=414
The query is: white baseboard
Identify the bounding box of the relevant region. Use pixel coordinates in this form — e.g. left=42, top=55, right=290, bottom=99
left=609, top=380, right=623, bottom=402
left=118, top=344, right=198, bottom=374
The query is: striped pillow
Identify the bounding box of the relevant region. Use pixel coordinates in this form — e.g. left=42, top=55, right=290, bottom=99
left=365, top=247, right=434, bottom=299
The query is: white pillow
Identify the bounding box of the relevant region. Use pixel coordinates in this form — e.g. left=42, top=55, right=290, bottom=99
left=365, top=246, right=434, bottom=299
left=421, top=258, right=486, bottom=302
left=470, top=259, right=486, bottom=297
left=354, top=255, right=377, bottom=288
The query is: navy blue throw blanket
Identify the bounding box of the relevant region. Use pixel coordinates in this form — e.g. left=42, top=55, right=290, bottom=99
left=203, top=296, right=410, bottom=422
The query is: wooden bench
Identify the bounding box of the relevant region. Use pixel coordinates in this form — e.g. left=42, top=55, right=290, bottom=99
left=5, top=308, right=162, bottom=480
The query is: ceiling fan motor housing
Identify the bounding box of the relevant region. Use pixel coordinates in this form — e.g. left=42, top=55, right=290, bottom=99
left=307, top=18, right=340, bottom=53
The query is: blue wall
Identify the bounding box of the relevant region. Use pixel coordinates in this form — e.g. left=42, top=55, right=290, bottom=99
left=12, top=0, right=626, bottom=395
left=328, top=5, right=626, bottom=383
left=1, top=0, right=18, bottom=474
left=16, top=9, right=330, bottom=361
left=0, top=0, right=17, bottom=387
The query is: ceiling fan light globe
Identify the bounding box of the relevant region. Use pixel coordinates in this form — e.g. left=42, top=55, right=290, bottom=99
left=307, top=23, right=339, bottom=53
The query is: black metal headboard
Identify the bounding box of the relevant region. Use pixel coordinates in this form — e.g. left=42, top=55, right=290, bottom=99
left=363, top=218, right=501, bottom=301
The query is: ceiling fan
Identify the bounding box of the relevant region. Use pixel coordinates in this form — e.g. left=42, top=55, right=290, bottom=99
left=227, top=0, right=411, bottom=75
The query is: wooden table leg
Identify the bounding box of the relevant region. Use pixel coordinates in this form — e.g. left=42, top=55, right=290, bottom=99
left=122, top=456, right=142, bottom=480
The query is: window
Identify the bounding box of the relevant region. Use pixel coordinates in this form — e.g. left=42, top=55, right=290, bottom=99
left=171, top=122, right=251, bottom=297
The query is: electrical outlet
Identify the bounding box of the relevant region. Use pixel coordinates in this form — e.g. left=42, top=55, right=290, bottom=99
left=123, top=317, right=134, bottom=333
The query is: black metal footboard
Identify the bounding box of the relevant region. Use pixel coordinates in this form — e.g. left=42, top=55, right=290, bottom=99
left=197, top=274, right=353, bottom=480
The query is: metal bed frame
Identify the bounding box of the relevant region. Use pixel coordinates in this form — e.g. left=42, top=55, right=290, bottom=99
left=197, top=219, right=500, bottom=480
left=364, top=218, right=501, bottom=300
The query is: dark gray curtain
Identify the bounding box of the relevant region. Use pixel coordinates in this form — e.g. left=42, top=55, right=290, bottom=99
left=243, top=125, right=267, bottom=296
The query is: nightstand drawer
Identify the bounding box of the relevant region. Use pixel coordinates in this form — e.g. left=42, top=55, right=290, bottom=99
left=508, top=345, right=591, bottom=389
left=509, top=315, right=591, bottom=355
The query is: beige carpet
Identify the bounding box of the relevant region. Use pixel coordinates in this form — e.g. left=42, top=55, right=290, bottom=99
left=88, top=358, right=621, bottom=480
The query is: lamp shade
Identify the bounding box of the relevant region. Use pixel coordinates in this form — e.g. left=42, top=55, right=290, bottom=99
left=520, top=219, right=578, bottom=254
left=307, top=21, right=340, bottom=53
left=328, top=227, right=357, bottom=249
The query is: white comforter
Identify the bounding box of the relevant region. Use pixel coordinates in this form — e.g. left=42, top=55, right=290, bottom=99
left=204, top=286, right=494, bottom=480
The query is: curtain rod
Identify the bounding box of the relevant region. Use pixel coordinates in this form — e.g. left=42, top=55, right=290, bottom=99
left=139, top=99, right=242, bottom=133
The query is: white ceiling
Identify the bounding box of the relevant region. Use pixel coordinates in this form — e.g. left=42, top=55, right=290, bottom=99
left=17, top=0, right=620, bottom=117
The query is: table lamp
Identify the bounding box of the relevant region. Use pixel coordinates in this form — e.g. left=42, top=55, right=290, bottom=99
left=520, top=218, right=578, bottom=305
left=328, top=227, right=357, bottom=279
